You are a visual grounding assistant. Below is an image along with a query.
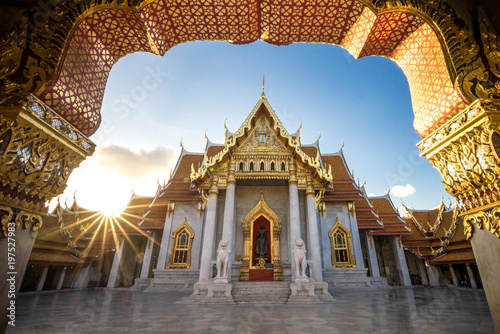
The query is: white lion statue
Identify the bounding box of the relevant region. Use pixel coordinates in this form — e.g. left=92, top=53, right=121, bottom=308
left=293, top=238, right=307, bottom=277
left=216, top=239, right=231, bottom=278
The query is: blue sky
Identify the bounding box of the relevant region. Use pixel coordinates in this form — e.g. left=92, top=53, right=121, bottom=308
left=58, top=40, right=453, bottom=215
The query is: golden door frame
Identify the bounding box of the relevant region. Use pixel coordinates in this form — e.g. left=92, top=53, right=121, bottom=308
left=240, top=194, right=283, bottom=281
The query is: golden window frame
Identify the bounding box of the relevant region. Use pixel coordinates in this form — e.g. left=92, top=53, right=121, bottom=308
left=166, top=218, right=194, bottom=269
left=328, top=218, right=356, bottom=268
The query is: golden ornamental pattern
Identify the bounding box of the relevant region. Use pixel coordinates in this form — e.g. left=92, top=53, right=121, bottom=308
left=463, top=209, right=500, bottom=240
left=0, top=97, right=93, bottom=213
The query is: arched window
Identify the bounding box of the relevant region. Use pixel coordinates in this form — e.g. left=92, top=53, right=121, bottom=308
left=260, top=161, right=265, bottom=171
left=271, top=162, right=275, bottom=171
left=166, top=219, right=194, bottom=269
left=329, top=218, right=356, bottom=268
left=281, top=162, right=286, bottom=171
left=333, top=230, right=348, bottom=263
left=250, top=162, right=254, bottom=171
left=239, top=162, right=244, bottom=171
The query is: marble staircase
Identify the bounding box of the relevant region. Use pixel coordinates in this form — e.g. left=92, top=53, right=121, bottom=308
left=232, top=281, right=291, bottom=304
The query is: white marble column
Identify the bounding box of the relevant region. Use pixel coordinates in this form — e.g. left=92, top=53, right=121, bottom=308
left=157, top=205, right=175, bottom=269
left=289, top=162, right=301, bottom=281
left=392, top=236, right=411, bottom=286
left=417, top=259, right=429, bottom=285
left=305, top=178, right=322, bottom=282
left=140, top=232, right=156, bottom=278
left=426, top=261, right=440, bottom=286
left=449, top=264, right=459, bottom=286
left=74, top=265, right=91, bottom=289
left=36, top=266, right=49, bottom=291
left=107, top=238, right=125, bottom=288
left=56, top=267, right=66, bottom=290
left=365, top=233, right=380, bottom=277
left=221, top=161, right=236, bottom=280
left=466, top=263, right=477, bottom=288
left=199, top=177, right=219, bottom=282
left=349, top=206, right=365, bottom=269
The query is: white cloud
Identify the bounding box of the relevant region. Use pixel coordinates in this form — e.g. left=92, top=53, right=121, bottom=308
left=397, top=205, right=409, bottom=218
left=96, top=144, right=179, bottom=178
left=390, top=184, right=416, bottom=198
left=367, top=193, right=376, bottom=197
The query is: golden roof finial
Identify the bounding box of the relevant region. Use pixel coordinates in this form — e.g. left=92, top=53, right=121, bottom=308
left=260, top=75, right=266, bottom=99
left=204, top=129, right=208, bottom=140
left=341, top=139, right=345, bottom=151
left=180, top=138, right=184, bottom=150
left=387, top=186, right=391, bottom=195
left=317, top=130, right=321, bottom=143
left=224, top=118, right=228, bottom=131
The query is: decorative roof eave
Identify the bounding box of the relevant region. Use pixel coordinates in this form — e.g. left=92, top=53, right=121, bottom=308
left=190, top=97, right=333, bottom=184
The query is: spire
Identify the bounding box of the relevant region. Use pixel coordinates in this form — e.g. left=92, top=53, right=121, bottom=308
left=260, top=75, right=266, bottom=99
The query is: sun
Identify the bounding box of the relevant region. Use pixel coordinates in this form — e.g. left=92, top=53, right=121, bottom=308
left=100, top=205, right=124, bottom=218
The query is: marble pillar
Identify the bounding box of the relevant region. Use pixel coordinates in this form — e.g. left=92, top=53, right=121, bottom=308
left=466, top=263, right=477, bottom=289
left=157, top=205, right=175, bottom=269
left=107, top=238, right=125, bottom=288
left=417, top=259, right=429, bottom=285
left=469, top=224, right=500, bottom=332
left=365, top=233, right=380, bottom=277
left=199, top=177, right=219, bottom=282
left=449, top=264, right=459, bottom=286
left=1, top=213, right=39, bottom=333
left=56, top=267, right=66, bottom=290
left=140, top=232, right=156, bottom=278
left=288, top=161, right=301, bottom=280
left=74, top=265, right=91, bottom=289
left=392, top=236, right=411, bottom=286
left=426, top=261, right=440, bottom=287
left=221, top=160, right=236, bottom=281
left=305, top=178, right=322, bottom=282
left=349, top=207, right=365, bottom=270
left=36, top=266, right=49, bottom=291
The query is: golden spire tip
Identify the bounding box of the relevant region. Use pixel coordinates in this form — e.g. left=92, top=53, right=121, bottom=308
left=261, top=75, right=266, bottom=99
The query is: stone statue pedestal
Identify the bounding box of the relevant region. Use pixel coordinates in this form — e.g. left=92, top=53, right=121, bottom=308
left=204, top=282, right=235, bottom=304
left=214, top=277, right=228, bottom=284
left=287, top=279, right=321, bottom=304
left=294, top=276, right=309, bottom=284
left=189, top=281, right=235, bottom=304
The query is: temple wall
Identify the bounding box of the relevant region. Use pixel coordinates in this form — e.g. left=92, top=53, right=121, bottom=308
left=319, top=202, right=353, bottom=270
left=233, top=185, right=290, bottom=267
left=171, top=201, right=205, bottom=270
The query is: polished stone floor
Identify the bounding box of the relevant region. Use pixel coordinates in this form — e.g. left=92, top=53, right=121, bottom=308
left=9, top=286, right=494, bottom=334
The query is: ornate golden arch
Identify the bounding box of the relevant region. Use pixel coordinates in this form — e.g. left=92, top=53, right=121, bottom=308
left=240, top=194, right=282, bottom=281
left=166, top=218, right=194, bottom=269
left=329, top=218, right=356, bottom=268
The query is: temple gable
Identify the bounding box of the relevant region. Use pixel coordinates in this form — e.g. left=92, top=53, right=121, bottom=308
left=235, top=117, right=291, bottom=154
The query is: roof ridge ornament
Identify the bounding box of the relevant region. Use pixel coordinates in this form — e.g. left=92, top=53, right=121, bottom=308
left=260, top=75, right=266, bottom=99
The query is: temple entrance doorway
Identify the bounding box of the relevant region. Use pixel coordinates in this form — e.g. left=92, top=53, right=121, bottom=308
left=250, top=216, right=273, bottom=281
left=240, top=194, right=283, bottom=281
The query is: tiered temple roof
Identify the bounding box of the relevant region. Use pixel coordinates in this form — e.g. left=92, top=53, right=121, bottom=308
left=402, top=201, right=475, bottom=265
left=368, top=194, right=412, bottom=236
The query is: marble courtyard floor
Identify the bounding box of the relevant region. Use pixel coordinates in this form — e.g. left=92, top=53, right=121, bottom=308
left=9, top=286, right=494, bottom=334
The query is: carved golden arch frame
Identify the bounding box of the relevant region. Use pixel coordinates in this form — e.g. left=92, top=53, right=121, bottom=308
left=329, top=218, right=356, bottom=268
left=166, top=218, right=194, bottom=269
left=240, top=194, right=283, bottom=281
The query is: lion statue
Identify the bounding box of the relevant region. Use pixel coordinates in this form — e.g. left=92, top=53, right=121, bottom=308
left=293, top=238, right=307, bottom=278
left=216, top=239, right=231, bottom=278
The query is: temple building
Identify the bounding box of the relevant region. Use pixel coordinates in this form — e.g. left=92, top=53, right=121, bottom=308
left=19, top=92, right=481, bottom=302
left=402, top=202, right=480, bottom=288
